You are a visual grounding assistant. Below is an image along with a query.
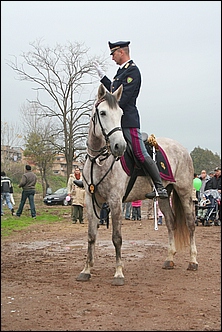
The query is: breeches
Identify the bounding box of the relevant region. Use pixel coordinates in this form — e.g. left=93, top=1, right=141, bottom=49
left=122, top=127, right=149, bottom=163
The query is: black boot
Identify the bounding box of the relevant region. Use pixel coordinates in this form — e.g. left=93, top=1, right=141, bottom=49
left=73, top=180, right=84, bottom=188
left=141, top=157, right=168, bottom=199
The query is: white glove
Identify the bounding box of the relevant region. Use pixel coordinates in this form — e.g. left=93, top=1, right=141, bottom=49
left=93, top=61, right=105, bottom=79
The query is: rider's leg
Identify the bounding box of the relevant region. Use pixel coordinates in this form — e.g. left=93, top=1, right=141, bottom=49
left=123, top=128, right=168, bottom=199
left=142, top=156, right=168, bottom=199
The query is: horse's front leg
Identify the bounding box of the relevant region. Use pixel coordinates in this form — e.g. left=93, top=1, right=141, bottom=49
left=76, top=212, right=98, bottom=282
left=111, top=203, right=124, bottom=286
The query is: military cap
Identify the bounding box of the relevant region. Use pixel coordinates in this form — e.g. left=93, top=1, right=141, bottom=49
left=108, top=41, right=130, bottom=55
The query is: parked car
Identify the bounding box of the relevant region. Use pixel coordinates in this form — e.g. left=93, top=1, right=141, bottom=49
left=43, top=188, right=70, bottom=206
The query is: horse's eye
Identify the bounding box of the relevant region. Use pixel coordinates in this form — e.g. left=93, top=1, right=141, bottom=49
left=100, top=111, right=106, bottom=116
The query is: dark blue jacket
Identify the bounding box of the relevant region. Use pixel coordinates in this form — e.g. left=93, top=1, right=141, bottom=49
left=101, top=60, right=141, bottom=128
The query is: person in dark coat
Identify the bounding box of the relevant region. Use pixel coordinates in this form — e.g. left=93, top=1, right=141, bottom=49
left=94, top=41, right=168, bottom=200
left=1, top=171, right=14, bottom=216
left=16, top=165, right=37, bottom=218
left=205, top=167, right=221, bottom=222
left=205, top=167, right=221, bottom=192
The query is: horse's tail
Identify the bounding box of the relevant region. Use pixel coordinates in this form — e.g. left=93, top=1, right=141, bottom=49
left=172, top=189, right=190, bottom=251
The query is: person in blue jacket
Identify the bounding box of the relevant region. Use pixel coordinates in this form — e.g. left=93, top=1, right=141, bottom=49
left=94, top=40, right=168, bottom=199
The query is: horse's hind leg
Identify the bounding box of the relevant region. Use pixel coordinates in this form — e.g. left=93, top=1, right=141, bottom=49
left=184, top=197, right=198, bottom=270
left=158, top=198, right=177, bottom=269
left=174, top=190, right=198, bottom=270
left=160, top=191, right=198, bottom=271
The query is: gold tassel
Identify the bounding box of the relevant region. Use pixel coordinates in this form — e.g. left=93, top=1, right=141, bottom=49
left=147, top=134, right=159, bottom=151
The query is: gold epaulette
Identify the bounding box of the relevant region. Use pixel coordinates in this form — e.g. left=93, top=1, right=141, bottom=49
left=147, top=134, right=159, bottom=151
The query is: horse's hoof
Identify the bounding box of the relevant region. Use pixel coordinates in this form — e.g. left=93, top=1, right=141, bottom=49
left=76, top=273, right=91, bottom=281
left=112, top=277, right=125, bottom=286
left=162, top=260, right=175, bottom=269
left=187, top=262, right=198, bottom=271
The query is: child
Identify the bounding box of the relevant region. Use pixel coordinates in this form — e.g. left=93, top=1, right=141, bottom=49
left=197, top=194, right=211, bottom=220
left=131, top=200, right=142, bottom=221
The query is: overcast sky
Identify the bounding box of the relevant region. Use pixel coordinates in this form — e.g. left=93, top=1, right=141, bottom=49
left=1, top=1, right=221, bottom=156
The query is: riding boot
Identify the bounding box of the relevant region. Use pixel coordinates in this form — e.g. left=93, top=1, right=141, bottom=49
left=142, top=157, right=168, bottom=199
left=73, top=180, right=84, bottom=188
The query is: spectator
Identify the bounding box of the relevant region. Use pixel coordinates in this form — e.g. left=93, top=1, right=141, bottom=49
left=199, top=170, right=210, bottom=198
left=156, top=199, right=165, bottom=225
left=193, top=172, right=200, bottom=203
left=209, top=171, right=215, bottom=178
left=122, top=202, right=132, bottom=220
left=205, top=167, right=221, bottom=222
left=67, top=168, right=85, bottom=224
left=197, top=194, right=211, bottom=220
left=100, top=202, right=110, bottom=225
left=193, top=173, right=200, bottom=224
left=205, top=167, right=221, bottom=193
left=16, top=165, right=37, bottom=218
left=157, top=206, right=163, bottom=225
left=1, top=171, right=14, bottom=216
left=131, top=200, right=142, bottom=220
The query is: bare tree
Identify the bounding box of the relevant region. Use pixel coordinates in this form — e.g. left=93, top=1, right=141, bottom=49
left=7, top=39, right=107, bottom=180
left=1, top=120, right=24, bottom=171
left=21, top=104, right=59, bottom=197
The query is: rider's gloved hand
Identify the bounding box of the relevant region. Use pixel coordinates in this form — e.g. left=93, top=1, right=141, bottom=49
left=93, top=61, right=105, bottom=79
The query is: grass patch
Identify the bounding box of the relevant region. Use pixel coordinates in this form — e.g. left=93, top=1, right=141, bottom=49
left=1, top=193, right=71, bottom=237
left=1, top=212, right=67, bottom=237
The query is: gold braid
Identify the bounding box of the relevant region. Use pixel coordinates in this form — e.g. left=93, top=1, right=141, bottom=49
left=147, top=134, right=159, bottom=151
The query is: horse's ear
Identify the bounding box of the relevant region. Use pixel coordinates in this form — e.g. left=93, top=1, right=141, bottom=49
left=98, top=84, right=106, bottom=100
left=113, top=84, right=123, bottom=102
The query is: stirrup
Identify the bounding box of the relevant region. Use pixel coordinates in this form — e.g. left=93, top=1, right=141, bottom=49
left=145, top=187, right=168, bottom=199
left=157, top=188, right=168, bottom=199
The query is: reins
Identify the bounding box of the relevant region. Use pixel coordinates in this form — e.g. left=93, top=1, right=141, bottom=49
left=83, top=97, right=122, bottom=220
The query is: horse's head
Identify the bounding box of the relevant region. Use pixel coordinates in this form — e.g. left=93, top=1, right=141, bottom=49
left=89, top=84, right=126, bottom=157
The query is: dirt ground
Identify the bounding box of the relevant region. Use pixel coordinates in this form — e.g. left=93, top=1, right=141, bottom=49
left=1, top=200, right=221, bottom=331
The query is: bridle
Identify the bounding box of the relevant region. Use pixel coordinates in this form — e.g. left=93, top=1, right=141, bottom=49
left=87, top=98, right=122, bottom=152
left=83, top=97, right=123, bottom=219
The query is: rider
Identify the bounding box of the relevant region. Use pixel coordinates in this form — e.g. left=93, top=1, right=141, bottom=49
left=93, top=40, right=168, bottom=199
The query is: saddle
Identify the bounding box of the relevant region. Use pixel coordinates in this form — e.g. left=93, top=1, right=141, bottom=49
left=120, top=133, right=175, bottom=202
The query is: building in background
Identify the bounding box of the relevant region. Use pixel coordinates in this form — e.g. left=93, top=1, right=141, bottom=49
left=1, top=145, right=83, bottom=176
